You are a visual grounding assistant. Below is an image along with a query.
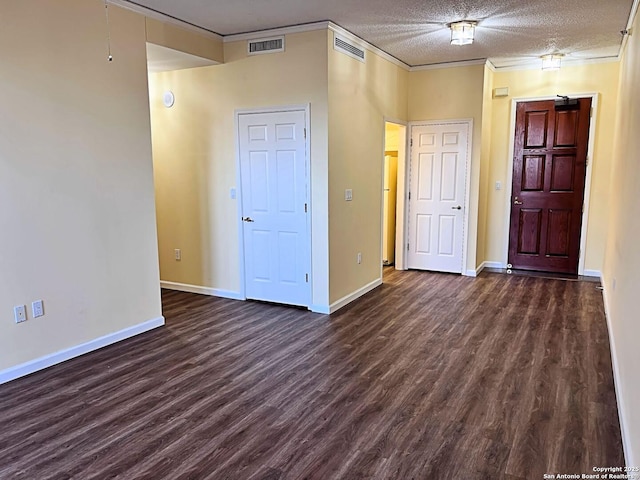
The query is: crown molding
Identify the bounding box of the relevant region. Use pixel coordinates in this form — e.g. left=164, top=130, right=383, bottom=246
left=410, top=58, right=488, bottom=72
left=491, top=55, right=620, bottom=72
left=223, top=21, right=331, bottom=43
left=108, top=0, right=223, bottom=40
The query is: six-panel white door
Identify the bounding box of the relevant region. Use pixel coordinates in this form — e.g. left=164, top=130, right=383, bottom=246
left=407, top=123, right=469, bottom=273
left=238, top=110, right=309, bottom=306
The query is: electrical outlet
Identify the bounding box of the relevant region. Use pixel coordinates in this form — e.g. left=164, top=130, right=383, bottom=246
left=345, top=189, right=353, bottom=201
left=32, top=300, right=44, bottom=318
left=175, top=249, right=181, bottom=261
left=14, top=305, right=26, bottom=323
left=357, top=252, right=362, bottom=264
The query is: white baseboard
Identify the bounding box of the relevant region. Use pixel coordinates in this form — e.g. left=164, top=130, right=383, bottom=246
left=582, top=269, right=602, bottom=279
left=311, top=277, right=383, bottom=314
left=601, top=275, right=633, bottom=467
left=483, top=261, right=506, bottom=269
left=464, top=262, right=487, bottom=277
left=160, top=281, right=244, bottom=301
left=0, top=316, right=165, bottom=385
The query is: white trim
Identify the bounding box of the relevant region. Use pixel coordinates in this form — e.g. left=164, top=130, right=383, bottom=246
left=503, top=93, right=599, bottom=276
left=311, top=277, right=383, bottom=314
left=224, top=21, right=330, bottom=43
left=406, top=119, right=474, bottom=275
left=490, top=56, right=620, bottom=72
left=382, top=118, right=409, bottom=275
left=485, top=60, right=497, bottom=72
left=601, top=276, right=633, bottom=467
left=582, top=269, right=602, bottom=279
left=0, top=316, right=165, bottom=385
left=108, top=0, right=222, bottom=40
left=235, top=104, right=313, bottom=308
left=483, top=261, right=506, bottom=270
left=410, top=58, right=488, bottom=72
left=160, top=281, right=244, bottom=300
left=464, top=261, right=487, bottom=278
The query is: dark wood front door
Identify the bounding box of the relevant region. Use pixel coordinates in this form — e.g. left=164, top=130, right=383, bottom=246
left=508, top=98, right=592, bottom=274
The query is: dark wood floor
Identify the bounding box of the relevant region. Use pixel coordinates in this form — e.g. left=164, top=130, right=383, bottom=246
left=0, top=269, right=623, bottom=479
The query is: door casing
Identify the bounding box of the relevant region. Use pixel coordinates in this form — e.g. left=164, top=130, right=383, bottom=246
left=401, top=119, right=473, bottom=274
left=503, top=94, right=599, bottom=276
left=235, top=104, right=312, bottom=305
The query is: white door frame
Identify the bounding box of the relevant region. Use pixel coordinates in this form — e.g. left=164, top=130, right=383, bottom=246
left=503, top=93, right=599, bottom=276
left=402, top=118, right=474, bottom=274
left=382, top=117, right=408, bottom=279
left=234, top=104, right=312, bottom=304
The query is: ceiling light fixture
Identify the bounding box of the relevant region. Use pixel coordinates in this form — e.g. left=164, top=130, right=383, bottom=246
left=541, top=54, right=564, bottom=71
left=449, top=21, right=477, bottom=46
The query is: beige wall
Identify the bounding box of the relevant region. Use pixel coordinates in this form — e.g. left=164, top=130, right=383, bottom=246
left=0, top=1, right=162, bottom=371
left=408, top=64, right=486, bottom=272
left=145, top=17, right=223, bottom=63
left=603, top=8, right=640, bottom=466
left=385, top=123, right=401, bottom=151
left=327, top=33, right=408, bottom=303
left=477, top=65, right=495, bottom=268
left=486, top=62, right=620, bottom=272
left=150, top=30, right=330, bottom=305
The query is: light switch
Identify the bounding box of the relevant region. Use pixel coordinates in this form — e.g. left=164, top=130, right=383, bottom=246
left=345, top=189, right=353, bottom=201
left=495, top=181, right=502, bottom=191
left=32, top=300, right=44, bottom=318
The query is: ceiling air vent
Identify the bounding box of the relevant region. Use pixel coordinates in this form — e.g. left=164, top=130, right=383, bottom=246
left=248, top=36, right=285, bottom=55
left=334, top=35, right=366, bottom=63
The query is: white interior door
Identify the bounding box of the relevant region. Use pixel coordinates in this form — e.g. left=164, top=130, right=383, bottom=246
left=238, top=110, right=309, bottom=306
left=407, top=122, right=469, bottom=273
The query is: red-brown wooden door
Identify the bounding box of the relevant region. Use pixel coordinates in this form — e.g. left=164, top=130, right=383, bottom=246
left=508, top=98, right=591, bottom=274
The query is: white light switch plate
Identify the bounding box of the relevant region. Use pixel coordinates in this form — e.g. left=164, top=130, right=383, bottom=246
left=345, top=189, right=353, bottom=201
left=32, top=300, right=44, bottom=318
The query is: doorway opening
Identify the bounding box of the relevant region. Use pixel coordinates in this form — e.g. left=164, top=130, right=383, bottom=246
left=382, top=121, right=407, bottom=272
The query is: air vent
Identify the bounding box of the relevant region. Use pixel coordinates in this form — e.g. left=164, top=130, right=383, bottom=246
left=334, top=35, right=365, bottom=63
left=248, top=36, right=285, bottom=55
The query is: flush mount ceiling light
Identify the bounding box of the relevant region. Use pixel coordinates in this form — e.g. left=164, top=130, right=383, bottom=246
left=541, top=54, right=564, bottom=71
left=449, top=21, right=477, bottom=46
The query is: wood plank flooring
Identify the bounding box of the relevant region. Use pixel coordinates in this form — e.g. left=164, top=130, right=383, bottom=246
left=0, top=269, right=623, bottom=479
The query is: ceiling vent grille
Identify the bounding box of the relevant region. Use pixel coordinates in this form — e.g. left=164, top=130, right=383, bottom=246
left=334, top=35, right=366, bottom=63
left=248, top=36, right=285, bottom=55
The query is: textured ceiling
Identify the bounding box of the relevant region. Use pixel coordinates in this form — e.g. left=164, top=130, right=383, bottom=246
left=129, top=0, right=634, bottom=67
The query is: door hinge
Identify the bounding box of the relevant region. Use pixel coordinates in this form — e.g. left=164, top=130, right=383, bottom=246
left=304, top=128, right=307, bottom=139
left=407, top=243, right=410, bottom=251
left=410, top=138, right=413, bottom=147
left=305, top=273, right=309, bottom=282
left=304, top=203, right=308, bottom=213
left=590, top=107, right=593, bottom=118
left=408, top=191, right=411, bottom=200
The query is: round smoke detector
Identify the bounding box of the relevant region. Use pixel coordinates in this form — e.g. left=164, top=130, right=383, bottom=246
left=163, top=91, right=175, bottom=108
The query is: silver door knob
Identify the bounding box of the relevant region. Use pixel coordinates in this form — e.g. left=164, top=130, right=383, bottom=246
left=451, top=206, right=462, bottom=210
left=242, top=217, right=255, bottom=222
left=513, top=197, right=523, bottom=205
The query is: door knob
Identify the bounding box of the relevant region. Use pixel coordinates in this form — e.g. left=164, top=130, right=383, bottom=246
left=242, top=216, right=255, bottom=222
left=513, top=197, right=523, bottom=205
left=451, top=206, right=462, bottom=210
